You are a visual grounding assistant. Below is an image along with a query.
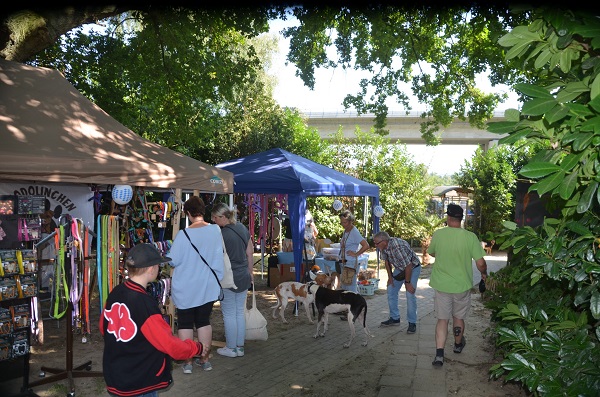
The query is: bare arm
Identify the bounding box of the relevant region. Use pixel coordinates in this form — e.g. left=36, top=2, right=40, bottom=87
left=385, top=259, right=394, bottom=286
left=475, top=257, right=487, bottom=281
left=354, top=239, right=370, bottom=256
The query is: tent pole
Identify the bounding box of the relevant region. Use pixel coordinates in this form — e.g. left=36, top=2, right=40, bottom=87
left=172, top=188, right=183, bottom=237
left=166, top=188, right=183, bottom=334
left=363, top=196, right=368, bottom=238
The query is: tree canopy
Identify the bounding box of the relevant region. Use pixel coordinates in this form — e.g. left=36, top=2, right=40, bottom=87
left=2, top=4, right=531, bottom=143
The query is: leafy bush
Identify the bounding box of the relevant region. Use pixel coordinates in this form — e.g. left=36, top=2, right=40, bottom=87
left=484, top=6, right=600, bottom=395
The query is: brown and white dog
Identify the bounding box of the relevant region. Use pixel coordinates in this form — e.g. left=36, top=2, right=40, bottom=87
left=271, top=273, right=334, bottom=324
left=308, top=283, right=374, bottom=348
left=271, top=281, right=316, bottom=323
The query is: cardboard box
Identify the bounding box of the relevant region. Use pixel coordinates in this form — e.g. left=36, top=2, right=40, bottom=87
left=268, top=263, right=305, bottom=287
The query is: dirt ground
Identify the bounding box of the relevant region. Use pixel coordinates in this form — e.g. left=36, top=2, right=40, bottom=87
left=1, top=256, right=528, bottom=397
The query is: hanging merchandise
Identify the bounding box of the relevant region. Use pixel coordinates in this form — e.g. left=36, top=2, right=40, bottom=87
left=50, top=220, right=69, bottom=319
left=80, top=224, right=91, bottom=341
left=69, top=218, right=84, bottom=334
left=333, top=199, right=343, bottom=211
left=97, top=214, right=120, bottom=309
left=112, top=185, right=133, bottom=205
left=373, top=205, right=385, bottom=218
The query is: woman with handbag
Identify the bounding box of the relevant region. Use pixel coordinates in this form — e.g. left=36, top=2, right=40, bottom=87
left=211, top=202, right=254, bottom=358
left=338, top=210, right=370, bottom=296
left=168, top=196, right=224, bottom=374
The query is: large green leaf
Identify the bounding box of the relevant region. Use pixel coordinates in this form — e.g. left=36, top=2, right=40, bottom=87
left=534, top=47, right=553, bottom=69
left=572, top=132, right=594, bottom=151
left=590, top=290, right=600, bottom=319
left=566, top=103, right=595, bottom=117
left=533, top=170, right=565, bottom=196
left=521, top=98, right=558, bottom=116
left=572, top=24, right=600, bottom=38
left=487, top=121, right=518, bottom=133
left=560, top=153, right=583, bottom=171
left=505, top=108, right=521, bottom=122
left=556, top=81, right=590, bottom=103
left=565, top=221, right=593, bottom=236
left=589, top=95, right=600, bottom=112
left=498, top=128, right=532, bottom=144
left=544, top=105, right=570, bottom=124
left=498, top=26, right=541, bottom=47
left=514, top=83, right=554, bottom=99
left=590, top=74, right=600, bottom=100
left=577, top=181, right=599, bottom=213
left=580, top=116, right=600, bottom=133
left=559, top=171, right=578, bottom=199
left=520, top=162, right=562, bottom=178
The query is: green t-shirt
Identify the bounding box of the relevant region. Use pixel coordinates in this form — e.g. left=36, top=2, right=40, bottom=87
left=428, top=227, right=485, bottom=293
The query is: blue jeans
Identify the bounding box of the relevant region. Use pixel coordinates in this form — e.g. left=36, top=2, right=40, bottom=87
left=387, top=265, right=421, bottom=324
left=138, top=392, right=158, bottom=397
left=221, top=288, right=248, bottom=348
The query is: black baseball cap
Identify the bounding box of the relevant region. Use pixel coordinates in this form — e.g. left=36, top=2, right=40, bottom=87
left=446, top=204, right=464, bottom=219
left=125, top=243, right=172, bottom=268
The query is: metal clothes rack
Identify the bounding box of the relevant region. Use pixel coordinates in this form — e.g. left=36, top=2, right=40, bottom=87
left=26, top=220, right=103, bottom=396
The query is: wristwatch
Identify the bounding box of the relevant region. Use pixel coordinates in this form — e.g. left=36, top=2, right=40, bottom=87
left=405, top=281, right=411, bottom=284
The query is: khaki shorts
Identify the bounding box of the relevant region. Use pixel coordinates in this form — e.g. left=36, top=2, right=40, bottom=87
left=433, top=290, right=471, bottom=320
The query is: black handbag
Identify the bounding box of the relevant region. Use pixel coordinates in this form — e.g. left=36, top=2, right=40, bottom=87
left=393, top=269, right=406, bottom=281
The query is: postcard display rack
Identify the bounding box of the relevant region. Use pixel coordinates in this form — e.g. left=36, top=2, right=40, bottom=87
left=0, top=195, right=44, bottom=396
left=0, top=196, right=103, bottom=396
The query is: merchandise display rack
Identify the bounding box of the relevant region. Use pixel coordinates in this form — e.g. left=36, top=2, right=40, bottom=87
left=26, top=219, right=103, bottom=396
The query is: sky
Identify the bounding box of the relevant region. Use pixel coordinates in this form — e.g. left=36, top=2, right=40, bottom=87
left=266, top=18, right=519, bottom=176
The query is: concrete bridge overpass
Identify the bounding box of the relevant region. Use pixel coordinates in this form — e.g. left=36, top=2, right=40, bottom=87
left=305, top=110, right=506, bottom=149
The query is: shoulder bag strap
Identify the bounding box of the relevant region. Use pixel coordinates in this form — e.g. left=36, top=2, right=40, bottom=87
left=183, top=229, right=224, bottom=301
left=223, top=224, right=248, bottom=246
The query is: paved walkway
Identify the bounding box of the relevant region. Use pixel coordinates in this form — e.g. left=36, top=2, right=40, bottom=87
left=10, top=252, right=507, bottom=397
left=161, top=252, right=508, bottom=397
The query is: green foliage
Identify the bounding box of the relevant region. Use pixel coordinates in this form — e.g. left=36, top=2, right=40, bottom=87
left=316, top=127, right=433, bottom=241
left=484, top=7, right=600, bottom=395
left=455, top=145, right=519, bottom=237
left=31, top=7, right=322, bottom=165
left=427, top=173, right=456, bottom=187
left=281, top=5, right=529, bottom=142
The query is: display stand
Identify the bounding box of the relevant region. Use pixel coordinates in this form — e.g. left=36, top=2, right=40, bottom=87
left=27, top=302, right=103, bottom=395
left=1, top=297, right=41, bottom=397
left=26, top=221, right=103, bottom=396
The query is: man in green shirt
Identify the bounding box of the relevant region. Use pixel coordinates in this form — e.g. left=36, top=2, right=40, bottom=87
left=427, top=204, right=487, bottom=367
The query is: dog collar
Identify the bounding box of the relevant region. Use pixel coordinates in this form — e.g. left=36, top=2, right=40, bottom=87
left=307, top=281, right=317, bottom=294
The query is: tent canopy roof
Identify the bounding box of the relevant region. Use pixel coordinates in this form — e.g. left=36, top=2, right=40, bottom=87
left=0, top=59, right=233, bottom=193
left=216, top=148, right=379, bottom=198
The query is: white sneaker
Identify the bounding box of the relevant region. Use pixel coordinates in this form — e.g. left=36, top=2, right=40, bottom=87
left=217, top=347, right=237, bottom=358
left=236, top=346, right=244, bottom=357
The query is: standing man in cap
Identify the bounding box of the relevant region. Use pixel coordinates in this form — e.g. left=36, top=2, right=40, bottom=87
left=427, top=203, right=487, bottom=367
left=373, top=231, right=421, bottom=333
left=101, top=243, right=207, bottom=397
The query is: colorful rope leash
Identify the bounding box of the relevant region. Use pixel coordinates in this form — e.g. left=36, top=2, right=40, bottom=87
left=52, top=224, right=69, bottom=319
left=96, top=214, right=104, bottom=307
left=81, top=224, right=91, bottom=340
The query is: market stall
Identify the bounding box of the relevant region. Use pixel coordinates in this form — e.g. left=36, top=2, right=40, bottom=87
left=0, top=58, right=233, bottom=395
left=217, top=148, right=380, bottom=282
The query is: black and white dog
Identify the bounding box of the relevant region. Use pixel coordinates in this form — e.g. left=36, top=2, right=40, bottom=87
left=308, top=283, right=373, bottom=348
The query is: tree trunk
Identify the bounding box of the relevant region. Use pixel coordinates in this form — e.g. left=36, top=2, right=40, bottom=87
left=1, top=6, right=127, bottom=62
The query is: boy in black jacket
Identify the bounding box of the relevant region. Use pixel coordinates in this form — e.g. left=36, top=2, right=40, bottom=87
left=101, top=244, right=207, bottom=396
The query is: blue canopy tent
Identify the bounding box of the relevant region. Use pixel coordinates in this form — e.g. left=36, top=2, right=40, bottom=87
left=216, top=148, right=380, bottom=281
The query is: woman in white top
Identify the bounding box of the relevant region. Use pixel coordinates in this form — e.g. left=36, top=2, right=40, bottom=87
left=338, top=210, right=370, bottom=293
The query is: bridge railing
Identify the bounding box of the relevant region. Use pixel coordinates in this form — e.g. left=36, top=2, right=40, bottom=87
left=300, top=109, right=508, bottom=119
